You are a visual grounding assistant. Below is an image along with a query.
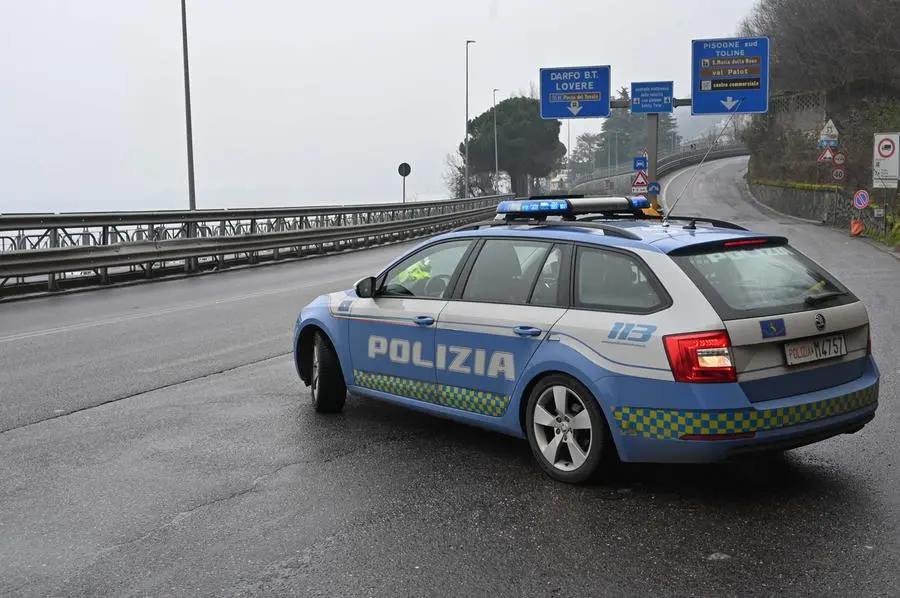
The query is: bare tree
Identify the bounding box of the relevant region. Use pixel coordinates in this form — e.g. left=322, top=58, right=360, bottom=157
left=741, top=0, right=900, bottom=93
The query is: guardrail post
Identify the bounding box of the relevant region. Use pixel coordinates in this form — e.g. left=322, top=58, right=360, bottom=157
left=217, top=220, right=226, bottom=269
left=146, top=224, right=154, bottom=277
left=249, top=219, right=258, bottom=264
left=48, top=228, right=58, bottom=291
left=100, top=226, right=109, bottom=284
left=273, top=218, right=282, bottom=261
left=185, top=221, right=198, bottom=273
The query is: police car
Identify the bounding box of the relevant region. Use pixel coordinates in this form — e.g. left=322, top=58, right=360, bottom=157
left=293, top=195, right=879, bottom=483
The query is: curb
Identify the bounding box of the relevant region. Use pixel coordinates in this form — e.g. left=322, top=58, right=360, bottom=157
left=740, top=174, right=900, bottom=262
left=857, top=236, right=900, bottom=262
left=739, top=176, right=824, bottom=226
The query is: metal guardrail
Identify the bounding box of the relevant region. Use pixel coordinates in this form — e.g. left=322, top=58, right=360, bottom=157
left=0, top=195, right=511, bottom=297
left=571, top=144, right=750, bottom=192
left=569, top=142, right=749, bottom=188
left=0, top=146, right=751, bottom=298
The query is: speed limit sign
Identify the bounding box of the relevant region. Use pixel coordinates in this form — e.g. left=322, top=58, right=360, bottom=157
left=832, top=167, right=846, bottom=181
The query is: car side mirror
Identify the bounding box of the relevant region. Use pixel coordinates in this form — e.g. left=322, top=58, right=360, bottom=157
left=355, top=276, right=376, bottom=298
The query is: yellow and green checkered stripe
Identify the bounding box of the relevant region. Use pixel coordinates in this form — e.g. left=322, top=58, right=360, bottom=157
left=613, top=385, right=878, bottom=440
left=353, top=370, right=510, bottom=417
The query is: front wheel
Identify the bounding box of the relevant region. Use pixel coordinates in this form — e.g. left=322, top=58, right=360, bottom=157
left=310, top=331, right=346, bottom=413
left=525, top=375, right=610, bottom=484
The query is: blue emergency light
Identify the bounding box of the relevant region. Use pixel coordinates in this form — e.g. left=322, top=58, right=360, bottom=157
left=496, top=199, right=571, bottom=216
left=497, top=195, right=650, bottom=219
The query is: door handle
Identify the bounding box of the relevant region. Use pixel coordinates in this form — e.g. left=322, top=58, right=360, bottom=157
left=414, top=315, right=435, bottom=326
left=514, top=326, right=542, bottom=337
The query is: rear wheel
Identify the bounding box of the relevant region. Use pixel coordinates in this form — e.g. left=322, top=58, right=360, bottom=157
left=525, top=374, right=609, bottom=483
left=310, top=331, right=346, bottom=413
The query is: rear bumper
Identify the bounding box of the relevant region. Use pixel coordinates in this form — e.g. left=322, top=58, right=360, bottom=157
left=611, top=358, right=879, bottom=464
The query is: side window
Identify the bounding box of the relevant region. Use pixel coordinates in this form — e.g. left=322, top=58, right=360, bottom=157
left=575, top=246, right=666, bottom=312
left=529, top=246, right=564, bottom=306
left=380, top=240, right=472, bottom=299
left=462, top=239, right=551, bottom=303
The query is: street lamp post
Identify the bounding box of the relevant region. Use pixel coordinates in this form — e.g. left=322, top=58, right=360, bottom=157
left=492, top=88, right=499, bottom=191
left=464, top=40, right=476, bottom=198
left=180, top=0, right=198, bottom=273
left=180, top=0, right=196, bottom=213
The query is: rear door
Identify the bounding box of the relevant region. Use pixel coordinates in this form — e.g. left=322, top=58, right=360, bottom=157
left=671, top=241, right=869, bottom=403
left=433, top=239, right=570, bottom=413
left=348, top=238, right=475, bottom=396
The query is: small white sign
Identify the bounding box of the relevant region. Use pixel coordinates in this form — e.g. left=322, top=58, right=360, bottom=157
left=874, top=208, right=886, bottom=218
left=873, top=132, right=900, bottom=189
left=819, top=119, right=839, bottom=141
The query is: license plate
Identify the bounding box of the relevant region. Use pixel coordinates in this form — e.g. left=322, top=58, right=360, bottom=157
left=784, top=333, right=847, bottom=366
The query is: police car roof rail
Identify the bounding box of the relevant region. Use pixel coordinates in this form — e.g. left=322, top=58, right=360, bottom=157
left=452, top=218, right=642, bottom=240
left=578, top=213, right=748, bottom=231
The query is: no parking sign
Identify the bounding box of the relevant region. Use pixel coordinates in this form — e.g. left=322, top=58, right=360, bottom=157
left=853, top=189, right=870, bottom=210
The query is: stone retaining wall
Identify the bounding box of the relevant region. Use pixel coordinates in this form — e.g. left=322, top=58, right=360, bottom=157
left=748, top=181, right=888, bottom=234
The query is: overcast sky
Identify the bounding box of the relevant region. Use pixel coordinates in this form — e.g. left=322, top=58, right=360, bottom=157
left=0, top=0, right=757, bottom=213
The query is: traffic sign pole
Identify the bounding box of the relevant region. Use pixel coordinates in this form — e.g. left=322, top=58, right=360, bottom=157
left=646, top=113, right=660, bottom=212
left=398, top=162, right=411, bottom=203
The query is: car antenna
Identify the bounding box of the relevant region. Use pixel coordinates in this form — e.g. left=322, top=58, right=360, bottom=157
left=663, top=97, right=745, bottom=228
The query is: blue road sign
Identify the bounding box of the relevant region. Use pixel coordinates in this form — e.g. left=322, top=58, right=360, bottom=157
left=691, top=36, right=769, bottom=115
left=818, top=139, right=840, bottom=149
left=648, top=181, right=661, bottom=195
left=631, top=81, right=674, bottom=114
left=539, top=65, right=611, bottom=119
left=633, top=157, right=648, bottom=171
left=853, top=190, right=870, bottom=209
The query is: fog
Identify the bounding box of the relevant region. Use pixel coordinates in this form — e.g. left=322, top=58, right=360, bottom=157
left=0, top=0, right=756, bottom=213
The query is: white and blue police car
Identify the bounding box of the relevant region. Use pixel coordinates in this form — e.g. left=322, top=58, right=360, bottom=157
left=293, top=195, right=879, bottom=483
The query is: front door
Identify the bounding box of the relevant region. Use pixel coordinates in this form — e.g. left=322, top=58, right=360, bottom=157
left=348, top=238, right=475, bottom=401
left=434, top=239, right=569, bottom=417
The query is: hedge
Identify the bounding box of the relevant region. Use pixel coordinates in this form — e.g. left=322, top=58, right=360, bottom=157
left=750, top=179, right=843, bottom=192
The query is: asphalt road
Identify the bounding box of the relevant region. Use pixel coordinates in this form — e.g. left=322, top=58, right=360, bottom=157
left=1, top=157, right=898, bottom=597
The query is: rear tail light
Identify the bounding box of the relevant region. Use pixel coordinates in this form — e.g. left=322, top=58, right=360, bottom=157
left=724, top=238, right=769, bottom=247
left=663, top=330, right=737, bottom=383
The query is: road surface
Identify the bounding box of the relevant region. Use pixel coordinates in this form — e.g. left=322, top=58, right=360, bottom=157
left=1, top=156, right=898, bottom=597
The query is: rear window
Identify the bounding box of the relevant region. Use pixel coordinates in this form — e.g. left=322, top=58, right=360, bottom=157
left=672, top=243, right=856, bottom=319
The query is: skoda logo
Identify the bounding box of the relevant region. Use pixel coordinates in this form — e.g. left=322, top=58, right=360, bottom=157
left=815, top=314, right=826, bottom=331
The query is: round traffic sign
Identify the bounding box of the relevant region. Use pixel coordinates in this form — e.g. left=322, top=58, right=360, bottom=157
left=853, top=189, right=870, bottom=209
left=832, top=151, right=847, bottom=166
left=878, top=137, right=896, bottom=158
left=398, top=162, right=411, bottom=177
left=832, top=167, right=845, bottom=181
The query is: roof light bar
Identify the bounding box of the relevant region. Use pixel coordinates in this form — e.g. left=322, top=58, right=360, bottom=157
left=496, top=195, right=650, bottom=219
left=496, top=199, right=571, bottom=217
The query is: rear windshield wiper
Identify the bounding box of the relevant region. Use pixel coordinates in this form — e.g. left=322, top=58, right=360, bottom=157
left=804, top=291, right=847, bottom=306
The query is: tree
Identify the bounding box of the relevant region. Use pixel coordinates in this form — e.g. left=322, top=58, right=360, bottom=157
left=568, top=132, right=605, bottom=178
left=455, top=96, right=566, bottom=196
left=574, top=88, right=681, bottom=173
left=739, top=0, right=900, bottom=94
left=443, top=152, right=494, bottom=198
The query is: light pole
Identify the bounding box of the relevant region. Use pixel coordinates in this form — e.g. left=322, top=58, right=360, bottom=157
left=180, top=0, right=196, bottom=213
left=492, top=88, right=499, bottom=191
left=464, top=40, right=475, bottom=198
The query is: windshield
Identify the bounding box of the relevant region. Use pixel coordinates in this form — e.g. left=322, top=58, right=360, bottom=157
left=672, top=243, right=856, bottom=319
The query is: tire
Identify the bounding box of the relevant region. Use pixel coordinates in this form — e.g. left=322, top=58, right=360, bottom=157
left=525, top=374, right=610, bottom=484
left=310, top=331, right=347, bottom=413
